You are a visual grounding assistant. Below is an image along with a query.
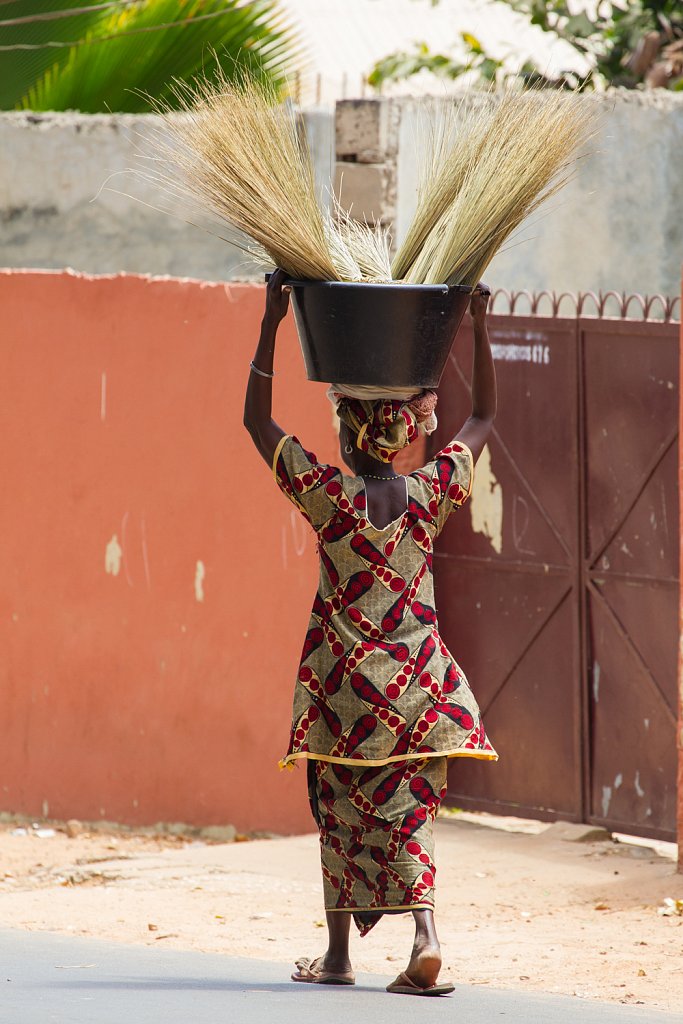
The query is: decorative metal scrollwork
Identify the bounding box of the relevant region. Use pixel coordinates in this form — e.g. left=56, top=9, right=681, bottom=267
left=490, top=289, right=680, bottom=323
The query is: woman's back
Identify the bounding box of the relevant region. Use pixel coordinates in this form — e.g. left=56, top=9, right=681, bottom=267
left=361, top=475, right=409, bottom=531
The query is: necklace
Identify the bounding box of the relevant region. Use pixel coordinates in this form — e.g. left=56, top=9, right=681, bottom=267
left=360, top=472, right=402, bottom=481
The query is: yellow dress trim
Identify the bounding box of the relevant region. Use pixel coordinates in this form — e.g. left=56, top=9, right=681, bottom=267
left=272, top=433, right=291, bottom=480
left=326, top=902, right=434, bottom=914
left=278, top=747, right=498, bottom=771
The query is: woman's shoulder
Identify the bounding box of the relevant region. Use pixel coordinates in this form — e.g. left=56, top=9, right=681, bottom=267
left=274, top=434, right=344, bottom=481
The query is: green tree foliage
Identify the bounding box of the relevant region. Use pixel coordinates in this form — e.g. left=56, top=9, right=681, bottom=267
left=368, top=1, right=683, bottom=91
left=0, top=0, right=298, bottom=112
left=368, top=33, right=504, bottom=90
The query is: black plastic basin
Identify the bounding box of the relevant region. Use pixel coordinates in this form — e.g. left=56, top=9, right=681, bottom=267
left=285, top=279, right=472, bottom=387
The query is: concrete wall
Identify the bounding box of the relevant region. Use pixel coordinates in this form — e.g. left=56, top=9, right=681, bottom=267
left=336, top=90, right=683, bottom=300
left=0, top=270, right=343, bottom=833
left=0, top=109, right=333, bottom=280
left=2, top=91, right=682, bottom=295
left=484, top=90, right=683, bottom=299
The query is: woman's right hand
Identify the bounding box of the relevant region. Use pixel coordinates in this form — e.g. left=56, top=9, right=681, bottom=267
left=264, top=268, right=291, bottom=324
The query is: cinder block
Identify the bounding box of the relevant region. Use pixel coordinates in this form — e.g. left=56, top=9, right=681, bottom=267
left=333, top=162, right=395, bottom=224
left=335, top=99, right=394, bottom=162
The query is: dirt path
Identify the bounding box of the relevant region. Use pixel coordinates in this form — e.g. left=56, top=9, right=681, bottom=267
left=1, top=812, right=681, bottom=1013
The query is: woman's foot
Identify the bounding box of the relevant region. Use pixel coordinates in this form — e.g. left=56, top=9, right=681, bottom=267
left=393, top=907, right=453, bottom=992
left=405, top=938, right=442, bottom=988
left=386, top=969, right=454, bottom=997
left=291, top=953, right=355, bottom=985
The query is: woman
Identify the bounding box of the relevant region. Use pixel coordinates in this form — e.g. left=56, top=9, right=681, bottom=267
left=243, top=269, right=498, bottom=997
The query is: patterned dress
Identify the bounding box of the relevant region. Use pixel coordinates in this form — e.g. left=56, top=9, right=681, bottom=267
left=273, top=434, right=497, bottom=933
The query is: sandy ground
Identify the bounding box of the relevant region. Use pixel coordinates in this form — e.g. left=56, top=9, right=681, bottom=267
left=1, top=812, right=682, bottom=1014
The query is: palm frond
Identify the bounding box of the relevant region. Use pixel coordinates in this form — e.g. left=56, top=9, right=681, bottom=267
left=0, top=0, right=107, bottom=108
left=17, top=0, right=298, bottom=113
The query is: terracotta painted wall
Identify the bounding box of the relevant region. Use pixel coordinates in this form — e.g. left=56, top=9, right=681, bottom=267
left=0, top=270, right=343, bottom=834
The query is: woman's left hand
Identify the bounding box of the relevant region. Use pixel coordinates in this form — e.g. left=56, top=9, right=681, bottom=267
left=469, top=282, right=491, bottom=323
left=264, top=268, right=291, bottom=324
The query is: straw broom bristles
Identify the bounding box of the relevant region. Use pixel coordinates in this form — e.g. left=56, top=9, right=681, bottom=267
left=147, top=70, right=595, bottom=291
left=395, top=90, right=597, bottom=287
left=332, top=198, right=393, bottom=283
left=323, top=210, right=363, bottom=282
left=153, top=67, right=343, bottom=280
left=391, top=94, right=490, bottom=282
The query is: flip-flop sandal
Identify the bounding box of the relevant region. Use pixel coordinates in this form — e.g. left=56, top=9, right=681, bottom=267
left=386, top=971, right=455, bottom=996
left=291, top=955, right=355, bottom=986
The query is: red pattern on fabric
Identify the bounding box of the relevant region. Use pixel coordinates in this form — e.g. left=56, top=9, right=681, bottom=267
left=274, top=436, right=498, bottom=767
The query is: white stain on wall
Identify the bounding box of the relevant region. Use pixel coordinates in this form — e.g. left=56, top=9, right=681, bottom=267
left=601, top=785, right=612, bottom=817
left=281, top=509, right=310, bottom=568
left=140, top=516, right=151, bottom=591
left=194, top=560, right=206, bottom=602
left=105, top=534, right=123, bottom=576
left=469, top=445, right=503, bottom=555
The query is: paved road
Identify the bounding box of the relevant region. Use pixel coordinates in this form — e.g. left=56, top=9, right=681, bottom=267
left=1, top=929, right=681, bottom=1024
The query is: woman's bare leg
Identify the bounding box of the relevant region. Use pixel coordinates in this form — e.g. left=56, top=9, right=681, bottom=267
left=321, top=910, right=353, bottom=973
left=406, top=909, right=442, bottom=987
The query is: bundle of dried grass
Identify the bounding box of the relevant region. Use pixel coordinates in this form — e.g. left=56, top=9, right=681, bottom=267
left=145, top=66, right=393, bottom=283
left=147, top=69, right=594, bottom=290
left=391, top=94, right=490, bottom=282
left=394, top=90, right=597, bottom=287
left=333, top=199, right=393, bottom=283
left=150, top=67, right=343, bottom=280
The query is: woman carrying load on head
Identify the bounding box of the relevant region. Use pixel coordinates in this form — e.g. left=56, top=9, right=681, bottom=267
left=243, top=268, right=498, bottom=997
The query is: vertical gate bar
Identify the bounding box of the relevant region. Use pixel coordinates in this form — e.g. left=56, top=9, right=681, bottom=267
left=678, top=285, right=683, bottom=872
left=576, top=317, right=590, bottom=822
left=581, top=319, right=678, bottom=840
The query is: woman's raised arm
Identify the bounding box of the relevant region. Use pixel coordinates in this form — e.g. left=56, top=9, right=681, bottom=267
left=243, top=268, right=290, bottom=465
left=454, top=285, right=497, bottom=463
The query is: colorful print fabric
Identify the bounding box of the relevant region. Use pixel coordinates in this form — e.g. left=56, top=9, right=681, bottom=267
left=273, top=435, right=498, bottom=769
left=307, top=755, right=447, bottom=931
left=334, top=394, right=421, bottom=462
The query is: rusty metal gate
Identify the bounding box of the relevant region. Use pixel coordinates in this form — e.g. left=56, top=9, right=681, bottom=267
left=432, top=292, right=680, bottom=840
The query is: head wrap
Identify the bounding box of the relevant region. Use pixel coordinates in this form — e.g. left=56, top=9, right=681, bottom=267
left=329, top=385, right=438, bottom=463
